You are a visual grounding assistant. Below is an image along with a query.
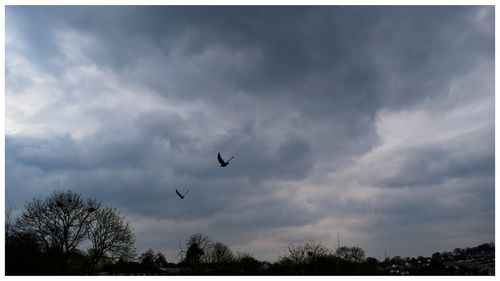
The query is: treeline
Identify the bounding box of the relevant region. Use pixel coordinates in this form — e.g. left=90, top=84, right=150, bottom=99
left=120, top=234, right=493, bottom=275
left=102, top=235, right=374, bottom=275
left=5, top=190, right=494, bottom=275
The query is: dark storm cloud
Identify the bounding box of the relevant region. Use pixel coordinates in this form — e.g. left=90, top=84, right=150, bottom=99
left=8, top=6, right=492, bottom=110
left=7, top=6, right=493, bottom=168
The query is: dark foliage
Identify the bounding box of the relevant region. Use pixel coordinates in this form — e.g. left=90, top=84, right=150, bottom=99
left=5, top=232, right=59, bottom=275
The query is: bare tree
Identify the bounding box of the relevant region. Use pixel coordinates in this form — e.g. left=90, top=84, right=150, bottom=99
left=14, top=191, right=97, bottom=272
left=5, top=202, right=14, bottom=239
left=85, top=206, right=136, bottom=272
left=280, top=241, right=333, bottom=265
left=335, top=246, right=365, bottom=263
left=13, top=190, right=135, bottom=273
left=186, top=233, right=211, bottom=253
left=207, top=241, right=234, bottom=264
left=185, top=233, right=212, bottom=264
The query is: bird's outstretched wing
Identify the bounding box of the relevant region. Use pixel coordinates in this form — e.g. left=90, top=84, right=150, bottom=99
left=183, top=190, right=189, bottom=197
left=217, top=152, right=225, bottom=165
left=226, top=156, right=235, bottom=163
left=175, top=189, right=183, bottom=199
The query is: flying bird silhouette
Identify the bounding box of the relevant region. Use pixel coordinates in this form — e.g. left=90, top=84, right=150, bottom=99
left=175, top=189, right=189, bottom=199
left=217, top=152, right=234, bottom=167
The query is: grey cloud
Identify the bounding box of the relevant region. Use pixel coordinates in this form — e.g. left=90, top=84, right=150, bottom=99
left=349, top=180, right=492, bottom=225
left=8, top=6, right=493, bottom=110
left=315, top=175, right=494, bottom=257
left=218, top=133, right=314, bottom=182
left=7, top=134, right=83, bottom=171
left=379, top=125, right=494, bottom=188
left=171, top=127, right=315, bottom=183
left=132, top=106, right=317, bottom=183
left=366, top=182, right=493, bottom=257
left=134, top=110, right=192, bottom=146
left=7, top=7, right=492, bottom=166
left=210, top=202, right=317, bottom=232
left=6, top=126, right=314, bottom=223
left=6, top=131, right=152, bottom=172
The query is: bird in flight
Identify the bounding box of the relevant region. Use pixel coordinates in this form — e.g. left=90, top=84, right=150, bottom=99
left=217, top=152, right=234, bottom=167
left=175, top=189, right=189, bottom=199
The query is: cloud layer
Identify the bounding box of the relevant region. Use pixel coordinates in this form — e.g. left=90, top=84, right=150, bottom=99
left=6, top=6, right=494, bottom=261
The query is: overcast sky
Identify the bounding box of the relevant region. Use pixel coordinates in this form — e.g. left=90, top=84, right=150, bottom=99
left=5, top=6, right=494, bottom=262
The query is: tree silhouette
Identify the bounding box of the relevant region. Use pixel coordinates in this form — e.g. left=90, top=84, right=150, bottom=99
left=85, top=206, right=135, bottom=272
left=5, top=203, right=14, bottom=239
left=139, top=249, right=156, bottom=266
left=5, top=231, right=55, bottom=275
left=184, top=233, right=212, bottom=264
left=185, top=242, right=204, bottom=265
left=280, top=241, right=333, bottom=265
left=277, top=241, right=340, bottom=274
left=155, top=252, right=168, bottom=268
left=11, top=190, right=135, bottom=274
left=336, top=246, right=365, bottom=263
left=207, top=241, right=234, bottom=264
left=234, top=252, right=262, bottom=273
